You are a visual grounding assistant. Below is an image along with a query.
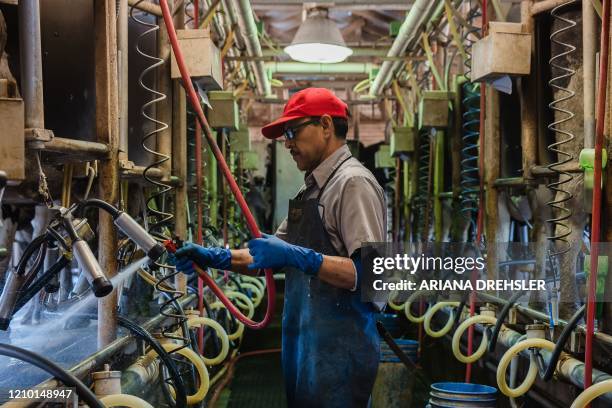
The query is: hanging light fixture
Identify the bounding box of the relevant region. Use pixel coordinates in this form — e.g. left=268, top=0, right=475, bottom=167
left=284, top=8, right=353, bottom=64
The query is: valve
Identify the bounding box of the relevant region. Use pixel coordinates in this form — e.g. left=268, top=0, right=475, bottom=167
left=92, top=364, right=122, bottom=398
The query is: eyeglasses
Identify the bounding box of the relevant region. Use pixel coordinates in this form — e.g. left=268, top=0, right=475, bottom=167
left=282, top=118, right=320, bottom=141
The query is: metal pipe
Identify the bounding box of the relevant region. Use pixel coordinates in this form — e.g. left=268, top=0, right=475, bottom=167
left=128, top=0, right=162, bottom=17
left=446, top=307, right=612, bottom=404
left=118, top=0, right=129, bottom=162
left=0, top=294, right=197, bottom=406
left=18, top=0, right=45, bottom=131
left=232, top=0, right=272, bottom=97
left=476, top=292, right=612, bottom=346
left=42, top=137, right=110, bottom=157
left=172, top=6, right=187, bottom=294
left=369, top=0, right=438, bottom=98
left=221, top=0, right=245, bottom=50
left=496, top=326, right=612, bottom=403
left=530, top=0, right=573, bottom=16
left=265, top=61, right=377, bottom=75
left=520, top=0, right=538, bottom=180
left=157, top=0, right=173, bottom=178
left=94, top=0, right=120, bottom=349
left=583, top=0, right=597, bottom=148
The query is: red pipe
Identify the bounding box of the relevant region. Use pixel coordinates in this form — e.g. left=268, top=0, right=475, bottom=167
left=584, top=0, right=610, bottom=396
left=466, top=0, right=488, bottom=384
left=193, top=0, right=206, bottom=356
left=159, top=0, right=276, bottom=330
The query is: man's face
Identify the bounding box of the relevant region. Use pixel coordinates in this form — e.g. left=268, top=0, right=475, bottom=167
left=282, top=117, right=327, bottom=172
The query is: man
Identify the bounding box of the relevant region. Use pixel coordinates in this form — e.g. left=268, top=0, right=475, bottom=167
left=174, top=88, right=386, bottom=407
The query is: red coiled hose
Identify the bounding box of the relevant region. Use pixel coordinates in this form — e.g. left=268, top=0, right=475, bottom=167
left=159, top=0, right=275, bottom=330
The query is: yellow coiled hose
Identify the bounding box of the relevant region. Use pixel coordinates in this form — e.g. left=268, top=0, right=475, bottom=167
left=146, top=343, right=209, bottom=405
left=186, top=317, right=230, bottom=366
left=210, top=291, right=255, bottom=341
left=404, top=291, right=434, bottom=323
left=451, top=315, right=497, bottom=363
left=101, top=394, right=154, bottom=408
left=496, top=338, right=555, bottom=398
left=424, top=301, right=460, bottom=338
left=237, top=282, right=263, bottom=307
left=570, top=379, right=612, bottom=408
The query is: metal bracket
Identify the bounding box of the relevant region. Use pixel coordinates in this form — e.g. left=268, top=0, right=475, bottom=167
left=119, top=159, right=135, bottom=171
left=25, top=127, right=54, bottom=144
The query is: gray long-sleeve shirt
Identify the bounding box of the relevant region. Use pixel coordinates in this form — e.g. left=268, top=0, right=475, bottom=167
left=275, top=144, right=386, bottom=258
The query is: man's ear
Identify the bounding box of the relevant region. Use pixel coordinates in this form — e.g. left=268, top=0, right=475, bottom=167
left=320, top=115, right=333, bottom=137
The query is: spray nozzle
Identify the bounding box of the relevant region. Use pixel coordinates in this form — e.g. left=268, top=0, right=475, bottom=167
left=163, top=237, right=183, bottom=254
left=113, top=212, right=165, bottom=262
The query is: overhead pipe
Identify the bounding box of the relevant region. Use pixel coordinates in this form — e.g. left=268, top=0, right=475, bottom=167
left=266, top=62, right=377, bottom=75
left=368, top=0, right=439, bottom=98
left=232, top=0, right=272, bottom=97
left=221, top=0, right=246, bottom=50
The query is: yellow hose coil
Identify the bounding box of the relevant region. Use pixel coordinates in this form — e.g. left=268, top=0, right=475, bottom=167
left=424, top=301, right=460, bottom=338
left=386, top=279, right=406, bottom=311
left=238, top=282, right=263, bottom=307
left=241, top=275, right=266, bottom=293
left=570, top=379, right=612, bottom=408
left=101, top=394, right=154, bottom=408
left=210, top=302, right=245, bottom=340
left=223, top=290, right=255, bottom=318
left=452, top=315, right=497, bottom=363
left=146, top=343, right=209, bottom=404
left=496, top=338, right=555, bottom=398
left=404, top=291, right=434, bottom=323
left=186, top=316, right=230, bottom=366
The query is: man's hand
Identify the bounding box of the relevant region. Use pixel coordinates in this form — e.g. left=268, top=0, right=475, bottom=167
left=173, top=243, right=232, bottom=274
left=247, top=233, right=323, bottom=275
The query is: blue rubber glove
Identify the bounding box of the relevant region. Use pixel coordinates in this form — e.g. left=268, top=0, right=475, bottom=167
left=247, top=233, right=323, bottom=276
left=173, top=243, right=232, bottom=275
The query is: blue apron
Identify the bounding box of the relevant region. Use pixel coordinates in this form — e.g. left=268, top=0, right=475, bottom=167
left=281, top=157, right=379, bottom=408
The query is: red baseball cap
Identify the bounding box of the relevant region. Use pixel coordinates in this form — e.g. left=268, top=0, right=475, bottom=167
left=261, top=88, right=349, bottom=139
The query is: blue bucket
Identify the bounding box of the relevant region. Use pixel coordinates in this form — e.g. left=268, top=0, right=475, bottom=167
left=380, top=339, right=418, bottom=363
left=428, top=382, right=497, bottom=407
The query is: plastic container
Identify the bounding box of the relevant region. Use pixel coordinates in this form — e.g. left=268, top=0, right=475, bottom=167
left=379, top=338, right=418, bottom=363
left=428, top=382, right=497, bottom=407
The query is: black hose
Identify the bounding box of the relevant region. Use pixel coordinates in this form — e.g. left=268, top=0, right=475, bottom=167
left=62, top=215, right=80, bottom=242
left=79, top=198, right=121, bottom=218
left=0, top=342, right=103, bottom=408
left=117, top=316, right=188, bottom=408
left=541, top=304, right=586, bottom=381
left=488, top=290, right=525, bottom=352
left=14, top=255, right=71, bottom=313
left=16, top=234, right=48, bottom=276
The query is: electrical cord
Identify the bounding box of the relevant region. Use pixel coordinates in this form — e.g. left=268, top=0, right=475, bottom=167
left=0, top=343, right=103, bottom=408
